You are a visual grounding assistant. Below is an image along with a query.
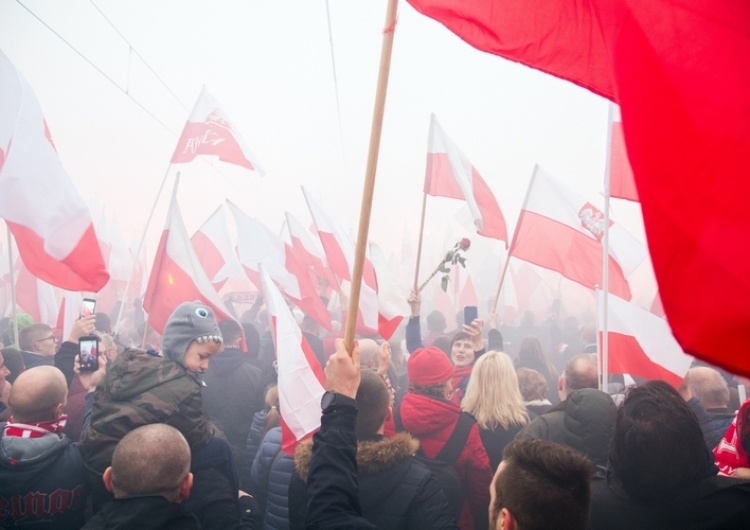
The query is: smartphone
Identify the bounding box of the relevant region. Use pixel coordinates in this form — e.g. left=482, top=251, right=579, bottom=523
left=81, top=298, right=97, bottom=318
left=79, top=335, right=99, bottom=372
left=464, top=305, right=478, bottom=326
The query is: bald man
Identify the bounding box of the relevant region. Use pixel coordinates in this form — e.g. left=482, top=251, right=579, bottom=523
left=0, top=366, right=89, bottom=529
left=82, top=424, right=200, bottom=529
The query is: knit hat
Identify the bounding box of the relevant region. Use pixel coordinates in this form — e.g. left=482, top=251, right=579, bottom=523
left=161, top=301, right=222, bottom=366
left=408, top=346, right=455, bottom=387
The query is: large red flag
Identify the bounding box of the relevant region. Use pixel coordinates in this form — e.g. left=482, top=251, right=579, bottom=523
left=405, top=0, right=750, bottom=376
left=425, top=114, right=508, bottom=244
left=142, top=197, right=235, bottom=334
left=171, top=86, right=264, bottom=174
left=510, top=166, right=646, bottom=300
left=0, top=50, right=109, bottom=292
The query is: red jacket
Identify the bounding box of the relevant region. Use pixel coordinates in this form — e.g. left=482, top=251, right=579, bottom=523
left=399, top=392, right=492, bottom=530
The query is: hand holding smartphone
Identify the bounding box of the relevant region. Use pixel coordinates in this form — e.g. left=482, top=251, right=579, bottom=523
left=81, top=298, right=96, bottom=318
left=79, top=335, right=99, bottom=373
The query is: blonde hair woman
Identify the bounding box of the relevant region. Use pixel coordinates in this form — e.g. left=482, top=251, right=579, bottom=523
left=462, top=351, right=530, bottom=470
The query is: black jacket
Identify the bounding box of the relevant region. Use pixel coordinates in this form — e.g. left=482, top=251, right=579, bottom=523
left=290, top=432, right=457, bottom=530
left=82, top=496, right=201, bottom=530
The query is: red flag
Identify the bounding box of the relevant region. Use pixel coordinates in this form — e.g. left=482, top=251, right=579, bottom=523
left=260, top=267, right=325, bottom=453
left=510, top=166, right=646, bottom=300
left=171, top=86, right=264, bottom=174
left=142, top=197, right=235, bottom=334
left=0, top=51, right=109, bottom=292
left=425, top=114, right=508, bottom=244
left=598, top=291, right=693, bottom=388
left=405, top=0, right=750, bottom=377
left=608, top=106, right=638, bottom=202
left=14, top=259, right=57, bottom=326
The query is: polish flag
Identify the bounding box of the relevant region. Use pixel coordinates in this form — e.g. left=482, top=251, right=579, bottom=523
left=260, top=267, right=325, bottom=453
left=0, top=51, right=109, bottom=292
left=598, top=291, right=692, bottom=387
left=191, top=205, right=244, bottom=292
left=171, top=86, right=264, bottom=174
left=369, top=242, right=407, bottom=340
left=425, top=114, right=508, bottom=245
left=285, top=212, right=338, bottom=291
left=14, top=259, right=57, bottom=327
left=608, top=105, right=638, bottom=202
left=228, top=202, right=332, bottom=331
left=143, top=197, right=235, bottom=334
left=510, top=166, right=646, bottom=300
left=301, top=187, right=380, bottom=336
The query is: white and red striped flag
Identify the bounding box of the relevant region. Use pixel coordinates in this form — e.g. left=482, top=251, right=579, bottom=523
left=285, top=211, right=338, bottom=290
left=228, top=202, right=332, bottom=331
left=425, top=114, right=508, bottom=245
left=0, top=50, right=109, bottom=292
left=510, top=165, right=646, bottom=300
left=191, top=204, right=244, bottom=292
left=607, top=104, right=638, bottom=202
left=143, top=197, right=235, bottom=334
left=260, top=266, right=325, bottom=453
left=171, top=86, right=264, bottom=174
left=598, top=291, right=692, bottom=387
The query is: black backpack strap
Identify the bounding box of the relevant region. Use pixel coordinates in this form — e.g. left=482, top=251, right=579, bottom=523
left=436, top=412, right=475, bottom=464
left=393, top=401, right=405, bottom=432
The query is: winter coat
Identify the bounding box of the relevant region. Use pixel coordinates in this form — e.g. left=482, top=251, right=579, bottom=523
left=0, top=430, right=88, bottom=529
left=478, top=422, right=527, bottom=471
left=399, top=392, right=492, bottom=530
left=242, top=409, right=267, bottom=489
left=249, top=427, right=295, bottom=530
left=290, top=432, right=458, bottom=530
left=79, top=348, right=219, bottom=474
left=81, top=496, right=201, bottom=529
left=515, top=388, right=615, bottom=467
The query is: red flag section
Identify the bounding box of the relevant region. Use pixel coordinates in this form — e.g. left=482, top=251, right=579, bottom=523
left=0, top=51, right=109, bottom=292
left=405, top=0, right=750, bottom=377
left=142, top=198, right=234, bottom=334
left=171, top=86, right=264, bottom=174
left=608, top=113, right=638, bottom=202
left=510, top=166, right=646, bottom=301
left=14, top=258, right=57, bottom=327
left=425, top=114, right=508, bottom=244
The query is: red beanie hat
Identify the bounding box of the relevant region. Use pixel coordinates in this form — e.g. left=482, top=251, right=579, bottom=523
left=408, top=346, right=455, bottom=387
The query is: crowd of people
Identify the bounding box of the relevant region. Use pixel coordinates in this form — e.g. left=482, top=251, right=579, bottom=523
left=1, top=290, right=750, bottom=529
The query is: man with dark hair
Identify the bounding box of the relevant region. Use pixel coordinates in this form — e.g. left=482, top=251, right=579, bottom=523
left=0, top=366, right=88, bottom=529
left=490, top=439, right=593, bottom=530
left=82, top=423, right=200, bottom=529
left=516, top=354, right=614, bottom=468
left=289, top=369, right=456, bottom=529
left=18, top=323, right=57, bottom=369
left=591, top=380, right=750, bottom=529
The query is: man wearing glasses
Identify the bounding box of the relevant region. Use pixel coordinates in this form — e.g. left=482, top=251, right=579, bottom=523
left=18, top=323, right=58, bottom=370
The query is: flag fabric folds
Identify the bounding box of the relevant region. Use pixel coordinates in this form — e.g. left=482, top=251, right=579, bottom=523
left=608, top=106, right=638, bottom=202
left=510, top=166, right=646, bottom=300
left=191, top=204, right=244, bottom=291
left=405, top=0, right=750, bottom=376
left=260, top=267, right=325, bottom=454
left=142, top=197, right=234, bottom=334
left=598, top=291, right=693, bottom=388
left=171, top=86, right=264, bottom=174
left=285, top=212, right=338, bottom=291
left=15, top=259, right=57, bottom=327
left=425, top=114, right=508, bottom=244
left=0, top=50, right=109, bottom=292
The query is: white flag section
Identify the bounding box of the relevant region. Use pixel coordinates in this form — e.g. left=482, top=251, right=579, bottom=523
left=261, top=267, right=325, bottom=453
left=60, top=290, right=83, bottom=342
left=369, top=242, right=407, bottom=339
left=598, top=291, right=693, bottom=387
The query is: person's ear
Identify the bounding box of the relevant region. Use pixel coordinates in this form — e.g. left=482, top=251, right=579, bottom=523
left=102, top=467, right=115, bottom=493
left=177, top=472, right=194, bottom=502
left=501, top=507, right=515, bottom=530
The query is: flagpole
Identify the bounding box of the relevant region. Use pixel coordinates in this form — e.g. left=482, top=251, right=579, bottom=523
left=344, top=0, right=399, bottom=353
left=5, top=227, right=18, bottom=347
left=601, top=103, right=616, bottom=393
left=114, top=164, right=175, bottom=331
left=413, top=193, right=427, bottom=291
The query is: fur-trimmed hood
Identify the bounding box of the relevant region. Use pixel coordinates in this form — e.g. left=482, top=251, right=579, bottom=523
left=294, top=432, right=419, bottom=480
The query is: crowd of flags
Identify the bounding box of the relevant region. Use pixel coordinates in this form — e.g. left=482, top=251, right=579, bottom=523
left=4, top=0, right=748, bottom=452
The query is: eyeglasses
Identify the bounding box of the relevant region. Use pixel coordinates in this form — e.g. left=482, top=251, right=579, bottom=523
left=37, top=335, right=57, bottom=344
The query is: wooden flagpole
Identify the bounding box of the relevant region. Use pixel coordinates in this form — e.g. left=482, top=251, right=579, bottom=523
left=412, top=193, right=427, bottom=290
left=344, top=0, right=399, bottom=353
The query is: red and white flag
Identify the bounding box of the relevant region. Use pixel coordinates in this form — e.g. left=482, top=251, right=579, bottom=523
left=171, top=86, right=264, bottom=174
left=191, top=205, right=244, bottom=292
left=369, top=242, right=407, bottom=340
left=510, top=166, right=646, bottom=300
left=260, top=267, right=325, bottom=453
left=0, top=50, right=109, bottom=292
left=301, top=187, right=381, bottom=336
left=458, top=270, right=479, bottom=309
left=14, top=258, right=57, bottom=327
left=285, top=212, right=338, bottom=290
left=598, top=291, right=692, bottom=387
left=607, top=105, right=638, bottom=202
left=143, top=197, right=234, bottom=334
left=228, top=202, right=332, bottom=331
left=425, top=114, right=508, bottom=245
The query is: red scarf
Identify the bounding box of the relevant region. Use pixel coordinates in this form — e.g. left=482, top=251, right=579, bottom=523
left=714, top=399, right=750, bottom=475
left=449, top=364, right=474, bottom=405
left=3, top=415, right=68, bottom=439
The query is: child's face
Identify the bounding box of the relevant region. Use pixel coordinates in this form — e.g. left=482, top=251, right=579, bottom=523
left=183, top=340, right=222, bottom=372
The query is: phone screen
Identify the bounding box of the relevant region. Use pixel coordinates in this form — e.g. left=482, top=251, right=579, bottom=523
left=81, top=298, right=96, bottom=318
left=79, top=336, right=99, bottom=372
left=464, top=305, right=478, bottom=326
